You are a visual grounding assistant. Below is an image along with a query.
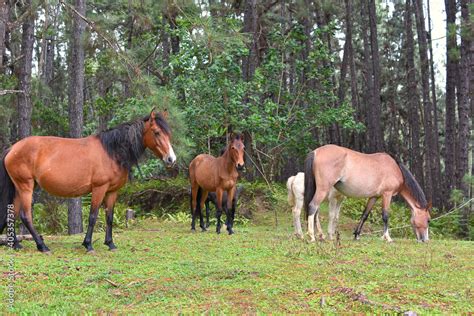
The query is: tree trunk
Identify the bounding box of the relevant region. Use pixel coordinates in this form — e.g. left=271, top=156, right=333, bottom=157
left=444, top=0, right=458, bottom=204
left=345, top=0, right=360, bottom=151
left=457, top=0, right=471, bottom=237
left=67, top=0, right=86, bottom=235
left=360, top=1, right=373, bottom=153
left=0, top=0, right=8, bottom=71
left=367, top=0, right=383, bottom=152
left=413, top=0, right=437, bottom=202
left=425, top=0, right=442, bottom=207
left=242, top=0, right=258, bottom=82
left=404, top=0, right=424, bottom=188
left=17, top=0, right=34, bottom=140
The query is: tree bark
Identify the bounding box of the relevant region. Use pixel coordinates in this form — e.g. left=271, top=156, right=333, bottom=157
left=413, top=0, right=438, bottom=203
left=242, top=0, right=258, bottom=82
left=67, top=0, right=86, bottom=235
left=367, top=0, right=383, bottom=152
left=0, top=0, right=8, bottom=71
left=425, top=0, right=442, bottom=207
left=344, top=0, right=360, bottom=151
left=17, top=0, right=34, bottom=140
left=457, top=0, right=471, bottom=237
left=404, top=0, right=424, bottom=188
left=444, top=0, right=458, bottom=203
left=360, top=1, right=373, bottom=153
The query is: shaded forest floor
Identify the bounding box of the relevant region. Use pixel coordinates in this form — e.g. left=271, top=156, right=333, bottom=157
left=0, top=205, right=472, bottom=314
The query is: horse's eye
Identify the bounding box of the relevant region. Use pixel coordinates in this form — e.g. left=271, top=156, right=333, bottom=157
left=154, top=131, right=160, bottom=136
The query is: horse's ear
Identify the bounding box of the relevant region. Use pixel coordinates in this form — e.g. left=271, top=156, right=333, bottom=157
left=149, top=107, right=156, bottom=122
left=162, top=109, right=169, bottom=119
left=229, top=132, right=235, bottom=141
left=240, top=133, right=244, bottom=142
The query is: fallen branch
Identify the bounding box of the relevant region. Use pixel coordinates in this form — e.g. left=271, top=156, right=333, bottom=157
left=0, top=234, right=33, bottom=245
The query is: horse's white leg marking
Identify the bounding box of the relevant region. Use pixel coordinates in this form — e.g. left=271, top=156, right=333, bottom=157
left=382, top=230, right=393, bottom=242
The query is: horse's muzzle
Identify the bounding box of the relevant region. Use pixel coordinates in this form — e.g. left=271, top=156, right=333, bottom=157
left=236, top=164, right=244, bottom=171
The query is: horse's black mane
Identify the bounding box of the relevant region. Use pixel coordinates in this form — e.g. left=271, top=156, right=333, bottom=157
left=97, top=114, right=170, bottom=172
left=397, top=162, right=428, bottom=208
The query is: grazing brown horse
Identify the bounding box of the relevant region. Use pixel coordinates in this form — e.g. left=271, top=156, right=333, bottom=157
left=0, top=110, right=176, bottom=253
left=304, top=145, right=431, bottom=243
left=189, top=134, right=245, bottom=234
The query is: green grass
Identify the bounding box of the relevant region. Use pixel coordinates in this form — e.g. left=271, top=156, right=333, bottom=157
left=1, top=210, right=472, bottom=314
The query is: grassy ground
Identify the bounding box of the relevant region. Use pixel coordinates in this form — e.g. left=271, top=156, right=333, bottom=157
left=0, top=209, right=472, bottom=314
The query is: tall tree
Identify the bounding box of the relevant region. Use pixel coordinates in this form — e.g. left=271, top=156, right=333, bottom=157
left=367, top=0, right=383, bottom=152
left=242, top=0, right=258, bottom=82
left=344, top=0, right=360, bottom=151
left=17, top=0, right=34, bottom=140
left=444, top=0, right=458, bottom=202
left=404, top=0, right=424, bottom=187
left=413, top=0, right=439, bottom=203
left=67, top=0, right=86, bottom=235
left=457, top=0, right=471, bottom=237
left=0, top=0, right=8, bottom=71
left=425, top=0, right=442, bottom=207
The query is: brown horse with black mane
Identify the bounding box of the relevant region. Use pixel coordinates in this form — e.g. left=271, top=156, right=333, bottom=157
left=304, top=144, right=431, bottom=243
left=189, top=133, right=245, bottom=234
left=0, top=109, right=175, bottom=253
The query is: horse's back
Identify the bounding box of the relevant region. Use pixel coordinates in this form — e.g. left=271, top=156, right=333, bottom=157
left=6, top=135, right=124, bottom=197
left=313, top=144, right=403, bottom=197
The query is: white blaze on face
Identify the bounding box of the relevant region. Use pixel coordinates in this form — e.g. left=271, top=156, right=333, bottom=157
left=164, top=144, right=176, bottom=165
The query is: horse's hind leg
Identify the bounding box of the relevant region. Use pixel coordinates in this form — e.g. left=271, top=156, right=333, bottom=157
left=293, top=194, right=304, bottom=238
left=199, top=190, right=208, bottom=232
left=308, top=189, right=328, bottom=242
left=215, top=188, right=224, bottom=234
left=190, top=185, right=199, bottom=231
left=82, top=185, right=107, bottom=253
left=327, top=189, right=344, bottom=240
left=353, top=197, right=377, bottom=240
left=104, top=191, right=118, bottom=251
left=205, top=199, right=210, bottom=228
left=16, top=183, right=50, bottom=252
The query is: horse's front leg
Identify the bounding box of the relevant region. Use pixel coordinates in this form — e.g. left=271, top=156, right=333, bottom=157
left=205, top=199, right=210, bottom=228
left=104, top=192, right=118, bottom=251
left=353, top=197, right=377, bottom=240
left=83, top=186, right=107, bottom=253
left=215, top=188, right=224, bottom=234
left=381, top=194, right=393, bottom=242
left=226, top=187, right=236, bottom=235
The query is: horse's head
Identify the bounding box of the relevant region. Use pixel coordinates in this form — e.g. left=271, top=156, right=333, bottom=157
left=229, top=133, right=245, bottom=171
left=411, top=201, right=431, bottom=242
left=143, top=109, right=176, bottom=166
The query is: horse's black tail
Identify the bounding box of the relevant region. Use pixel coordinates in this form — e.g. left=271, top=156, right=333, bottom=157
left=304, top=151, right=316, bottom=219
left=0, top=149, right=15, bottom=234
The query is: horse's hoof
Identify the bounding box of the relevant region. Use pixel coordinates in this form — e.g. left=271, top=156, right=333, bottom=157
left=228, top=230, right=234, bottom=235
left=87, top=249, right=96, bottom=255
left=13, top=243, right=23, bottom=250
left=109, top=248, right=118, bottom=252
left=42, top=250, right=52, bottom=255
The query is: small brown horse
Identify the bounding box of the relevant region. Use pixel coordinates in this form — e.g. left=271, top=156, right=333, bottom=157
left=0, top=110, right=175, bottom=253
left=304, top=145, right=431, bottom=242
left=189, top=133, right=245, bottom=234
